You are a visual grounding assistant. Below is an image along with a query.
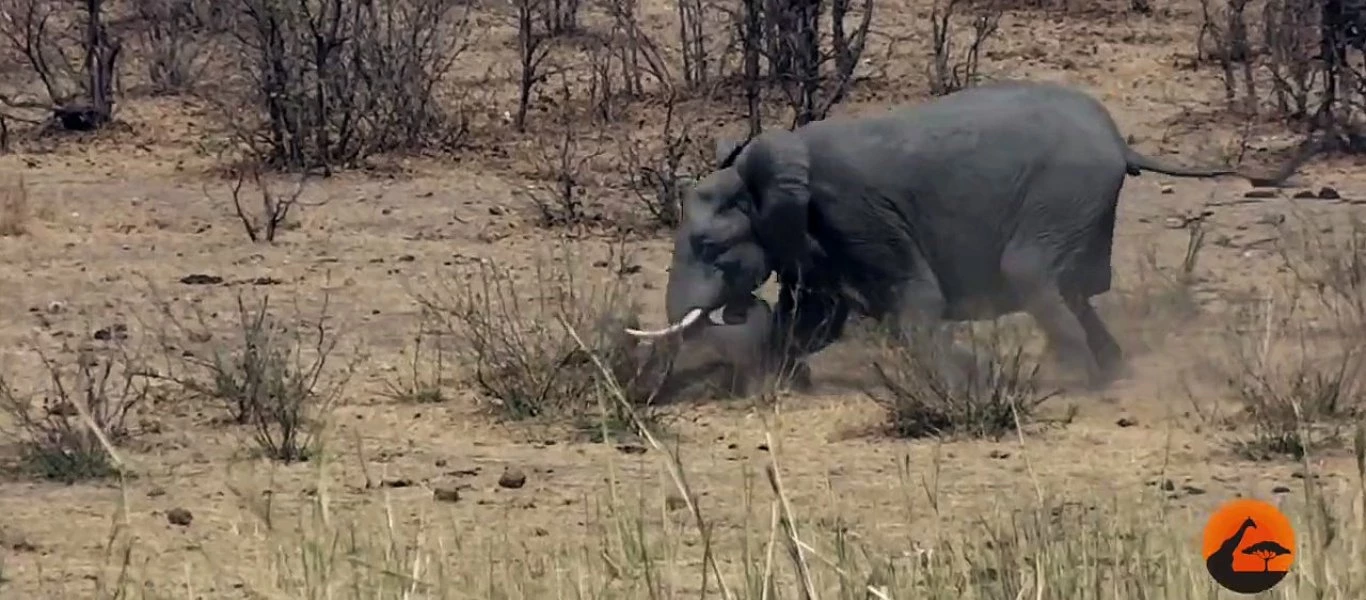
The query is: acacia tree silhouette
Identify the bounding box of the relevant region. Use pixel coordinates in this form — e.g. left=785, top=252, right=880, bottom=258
left=1241, top=540, right=1292, bottom=572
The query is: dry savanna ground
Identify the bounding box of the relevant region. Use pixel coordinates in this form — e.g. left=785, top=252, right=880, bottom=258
left=1, top=0, right=1366, bottom=597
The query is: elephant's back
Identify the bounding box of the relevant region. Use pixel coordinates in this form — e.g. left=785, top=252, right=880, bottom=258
left=799, top=83, right=1131, bottom=318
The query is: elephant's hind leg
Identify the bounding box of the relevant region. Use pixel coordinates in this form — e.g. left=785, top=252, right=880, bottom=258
left=1001, top=246, right=1103, bottom=389
left=1064, top=294, right=1126, bottom=385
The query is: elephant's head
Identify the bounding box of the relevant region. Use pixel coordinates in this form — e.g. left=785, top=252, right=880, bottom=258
left=625, top=129, right=816, bottom=339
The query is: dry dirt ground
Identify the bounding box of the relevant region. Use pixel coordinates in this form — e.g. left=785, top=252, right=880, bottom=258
left=0, top=0, right=1364, bottom=597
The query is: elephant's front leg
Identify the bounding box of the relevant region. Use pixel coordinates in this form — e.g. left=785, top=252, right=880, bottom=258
left=768, top=282, right=851, bottom=392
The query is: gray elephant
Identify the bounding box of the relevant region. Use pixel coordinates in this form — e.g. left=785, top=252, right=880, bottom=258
left=627, top=80, right=1309, bottom=391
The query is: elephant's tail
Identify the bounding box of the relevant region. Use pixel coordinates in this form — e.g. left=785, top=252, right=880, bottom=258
left=1122, top=138, right=1320, bottom=188
left=1122, top=147, right=1236, bottom=179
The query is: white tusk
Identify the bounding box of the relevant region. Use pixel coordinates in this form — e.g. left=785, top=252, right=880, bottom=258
left=625, top=308, right=704, bottom=338
left=706, top=306, right=729, bottom=325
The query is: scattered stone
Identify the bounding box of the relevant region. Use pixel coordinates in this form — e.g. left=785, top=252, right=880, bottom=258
left=251, top=276, right=283, bottom=286
left=433, top=487, right=461, bottom=503
left=756, top=444, right=769, bottom=452
left=435, top=458, right=448, bottom=467
left=1181, top=485, right=1206, bottom=495
left=1244, top=189, right=1278, bottom=199
left=533, top=527, right=549, bottom=536
left=92, top=323, right=128, bottom=341
left=1293, top=190, right=1317, bottom=199
left=1159, top=185, right=1174, bottom=194
left=167, top=507, right=193, bottom=527
left=1161, top=479, right=1176, bottom=491
left=665, top=494, right=688, bottom=511
left=1272, top=485, right=1292, bottom=494
left=381, top=478, right=414, bottom=488
left=46, top=301, right=64, bottom=314
left=397, top=254, right=416, bottom=262
left=988, top=449, right=1011, bottom=459
left=1116, top=417, right=1138, bottom=428
left=179, top=273, right=223, bottom=285
left=1318, top=186, right=1341, bottom=199
left=148, top=486, right=167, bottom=498
left=615, top=444, right=647, bottom=455
left=498, top=467, right=527, bottom=489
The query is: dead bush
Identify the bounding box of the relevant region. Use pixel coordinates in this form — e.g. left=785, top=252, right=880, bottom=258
left=1197, top=0, right=1257, bottom=114
left=129, top=0, right=224, bottom=95
left=867, top=321, right=1061, bottom=440
left=616, top=93, right=705, bottom=229
left=0, top=342, right=149, bottom=481
left=207, top=169, right=315, bottom=243
left=741, top=0, right=874, bottom=126
left=415, top=246, right=668, bottom=424
left=927, top=0, right=1003, bottom=96
left=223, top=0, right=475, bottom=172
left=152, top=291, right=358, bottom=462
left=0, top=0, right=121, bottom=131
left=522, top=80, right=607, bottom=229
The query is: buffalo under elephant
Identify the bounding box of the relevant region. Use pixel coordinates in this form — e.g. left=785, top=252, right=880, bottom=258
left=627, top=80, right=1309, bottom=391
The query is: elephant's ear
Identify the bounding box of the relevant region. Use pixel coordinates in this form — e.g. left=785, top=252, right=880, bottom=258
left=734, top=130, right=812, bottom=266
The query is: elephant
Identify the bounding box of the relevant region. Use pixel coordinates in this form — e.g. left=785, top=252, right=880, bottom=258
left=626, top=80, right=1310, bottom=391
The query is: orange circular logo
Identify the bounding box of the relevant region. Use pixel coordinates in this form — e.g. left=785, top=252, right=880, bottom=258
left=1201, top=498, right=1296, bottom=594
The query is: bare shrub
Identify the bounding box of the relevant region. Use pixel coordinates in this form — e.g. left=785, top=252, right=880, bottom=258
left=0, top=343, right=149, bottom=481
left=867, top=321, right=1061, bottom=440
left=616, top=93, right=706, bottom=229
left=129, top=0, right=223, bottom=95
left=207, top=169, right=314, bottom=243
left=1262, top=0, right=1317, bottom=119
left=1197, top=0, right=1257, bottom=114
left=224, top=0, right=475, bottom=171
left=927, top=0, right=1003, bottom=96
left=414, top=246, right=667, bottom=423
left=522, top=81, right=606, bottom=228
left=585, top=0, right=672, bottom=122
left=0, top=0, right=121, bottom=130
left=754, top=0, right=875, bottom=126
left=513, top=0, right=558, bottom=132
left=152, top=291, right=358, bottom=462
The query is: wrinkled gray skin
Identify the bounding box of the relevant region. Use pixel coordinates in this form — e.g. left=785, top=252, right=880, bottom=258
left=639, top=80, right=1308, bottom=391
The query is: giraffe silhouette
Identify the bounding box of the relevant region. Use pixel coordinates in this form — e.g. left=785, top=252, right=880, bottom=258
left=1207, top=516, right=1257, bottom=580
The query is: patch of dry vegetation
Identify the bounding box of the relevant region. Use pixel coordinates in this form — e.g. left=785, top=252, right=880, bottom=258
left=1215, top=211, right=1366, bottom=460
left=868, top=321, right=1062, bottom=440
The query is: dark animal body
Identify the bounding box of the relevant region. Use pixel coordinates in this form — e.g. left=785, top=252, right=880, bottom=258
left=628, top=80, right=1308, bottom=389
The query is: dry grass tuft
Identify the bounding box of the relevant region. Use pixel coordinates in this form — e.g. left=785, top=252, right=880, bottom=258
left=866, top=321, right=1062, bottom=440
left=0, top=177, right=31, bottom=237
